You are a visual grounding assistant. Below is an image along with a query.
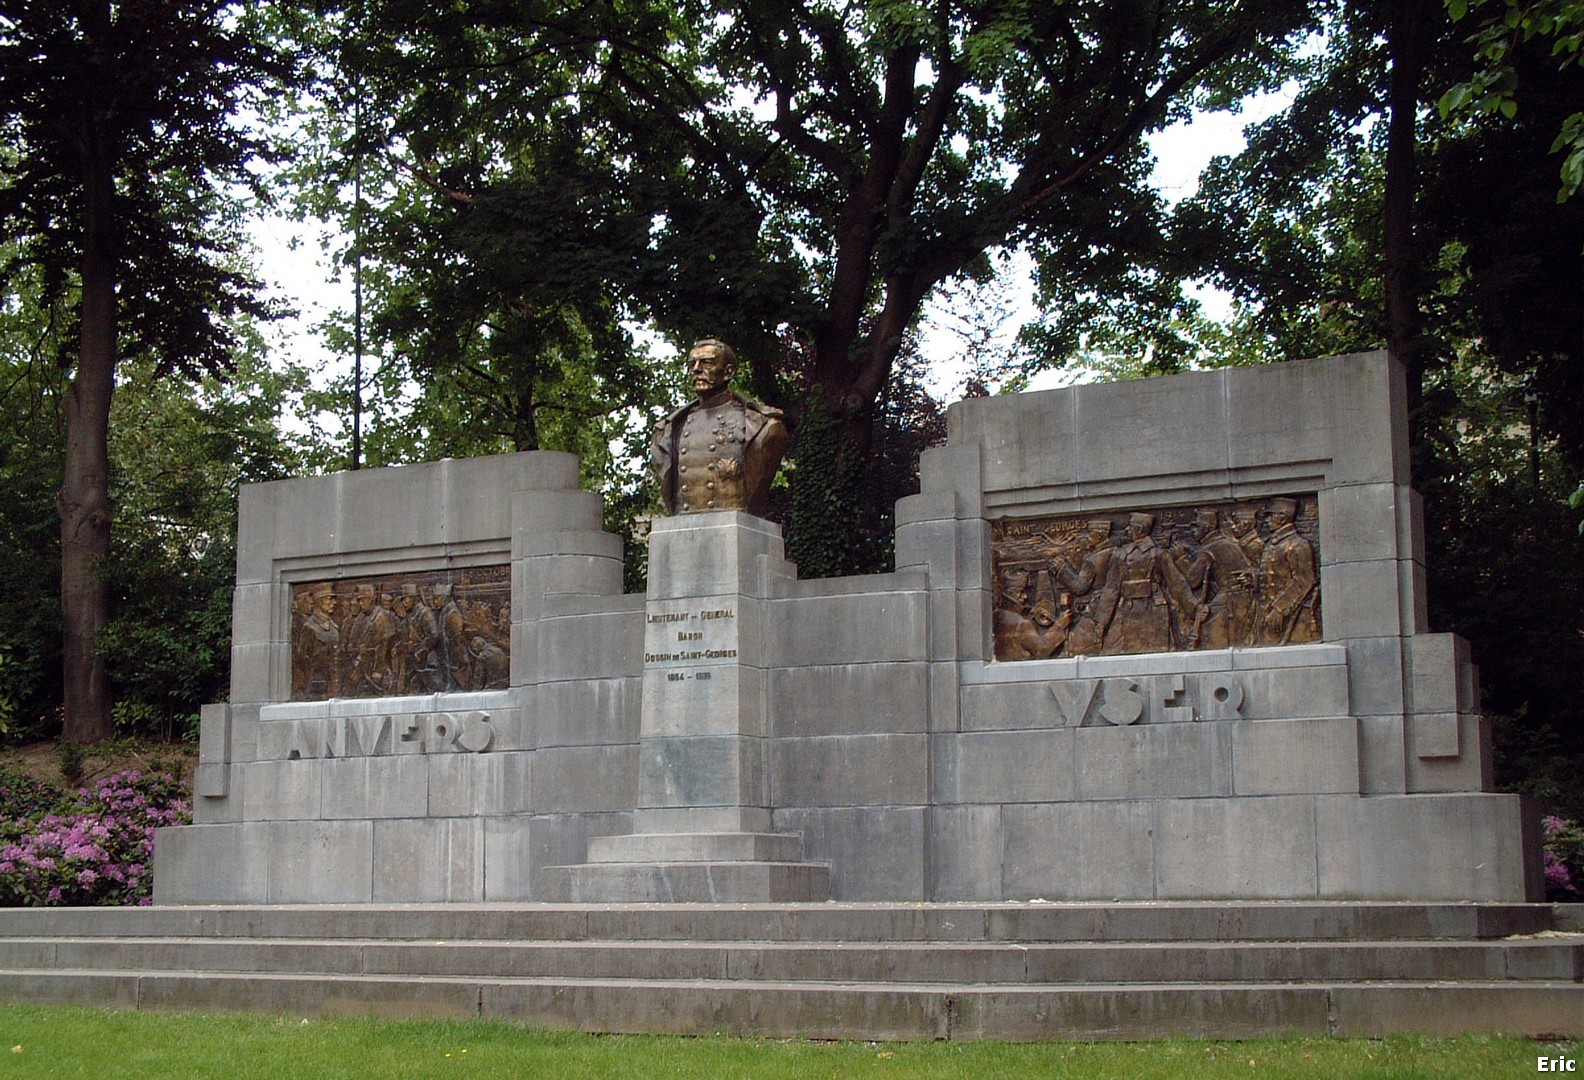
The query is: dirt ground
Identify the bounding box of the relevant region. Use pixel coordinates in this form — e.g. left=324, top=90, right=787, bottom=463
left=4, top=738, right=197, bottom=794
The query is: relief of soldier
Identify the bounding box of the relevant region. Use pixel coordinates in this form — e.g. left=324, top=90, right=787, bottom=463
left=289, top=568, right=510, bottom=700
left=991, top=496, right=1320, bottom=661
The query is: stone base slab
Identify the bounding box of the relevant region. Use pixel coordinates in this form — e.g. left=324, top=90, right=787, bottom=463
left=7, top=970, right=1578, bottom=1041
left=157, top=790, right=1540, bottom=905
left=931, top=790, right=1541, bottom=903
left=539, top=861, right=832, bottom=902
left=587, top=832, right=804, bottom=863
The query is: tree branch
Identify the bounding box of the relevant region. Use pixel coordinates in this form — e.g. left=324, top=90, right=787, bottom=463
left=383, top=151, right=474, bottom=204
left=1014, top=23, right=1256, bottom=213
left=747, top=18, right=855, bottom=181
left=602, top=56, right=752, bottom=196
left=772, top=82, right=855, bottom=180
left=817, top=43, right=922, bottom=381
left=792, top=0, right=875, bottom=136
left=887, top=56, right=965, bottom=222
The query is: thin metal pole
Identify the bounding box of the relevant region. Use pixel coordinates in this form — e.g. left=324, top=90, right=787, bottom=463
left=351, top=85, right=363, bottom=471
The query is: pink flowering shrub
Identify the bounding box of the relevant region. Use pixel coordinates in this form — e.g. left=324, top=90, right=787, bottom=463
left=0, top=769, right=191, bottom=907
left=1543, top=814, right=1583, bottom=902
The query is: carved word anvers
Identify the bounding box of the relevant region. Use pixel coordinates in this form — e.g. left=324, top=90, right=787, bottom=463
left=285, top=711, right=495, bottom=760
left=1049, top=674, right=1245, bottom=726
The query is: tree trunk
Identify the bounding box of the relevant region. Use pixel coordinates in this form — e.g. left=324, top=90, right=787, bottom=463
left=59, top=116, right=116, bottom=745
left=510, top=385, right=539, bottom=452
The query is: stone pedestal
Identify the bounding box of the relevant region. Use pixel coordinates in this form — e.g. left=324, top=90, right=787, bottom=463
left=542, top=512, right=830, bottom=901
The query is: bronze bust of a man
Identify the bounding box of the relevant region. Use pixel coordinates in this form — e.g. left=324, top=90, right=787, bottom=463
left=650, top=339, right=788, bottom=518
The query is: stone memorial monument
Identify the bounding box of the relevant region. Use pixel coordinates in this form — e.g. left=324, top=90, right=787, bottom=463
left=154, top=348, right=1541, bottom=904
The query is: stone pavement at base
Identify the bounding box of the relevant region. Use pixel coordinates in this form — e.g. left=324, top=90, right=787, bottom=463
left=0, top=901, right=1578, bottom=1041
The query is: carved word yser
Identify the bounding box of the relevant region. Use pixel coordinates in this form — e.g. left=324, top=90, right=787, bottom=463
left=1050, top=673, right=1245, bottom=726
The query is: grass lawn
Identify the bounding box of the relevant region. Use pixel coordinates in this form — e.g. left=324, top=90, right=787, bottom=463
left=0, top=1004, right=1573, bottom=1079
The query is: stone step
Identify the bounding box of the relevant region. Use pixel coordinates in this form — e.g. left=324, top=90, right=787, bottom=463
left=586, top=831, right=805, bottom=864
left=0, top=902, right=1560, bottom=943
left=539, top=862, right=832, bottom=903
left=1, top=967, right=1580, bottom=1041
left=0, top=936, right=1578, bottom=984
left=1, top=902, right=1578, bottom=1039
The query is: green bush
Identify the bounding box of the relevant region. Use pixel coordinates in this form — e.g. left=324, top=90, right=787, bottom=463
left=0, top=760, right=69, bottom=842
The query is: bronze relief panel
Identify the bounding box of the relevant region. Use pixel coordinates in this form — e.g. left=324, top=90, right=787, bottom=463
left=290, top=566, right=510, bottom=700
left=991, top=496, right=1320, bottom=661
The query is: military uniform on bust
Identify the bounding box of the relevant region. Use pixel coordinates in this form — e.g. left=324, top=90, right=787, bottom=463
left=655, top=390, right=787, bottom=515
left=650, top=339, right=789, bottom=519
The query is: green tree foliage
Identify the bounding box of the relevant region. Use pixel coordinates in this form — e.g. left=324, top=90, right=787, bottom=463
left=1422, top=59, right=1584, bottom=473
left=0, top=256, right=303, bottom=741
left=0, top=2, right=287, bottom=742
left=0, top=262, right=70, bottom=735
left=1440, top=0, right=1584, bottom=199
left=277, top=0, right=1319, bottom=571
left=1419, top=359, right=1584, bottom=819
left=1176, top=0, right=1583, bottom=455
left=1437, top=0, right=1584, bottom=524
left=97, top=349, right=303, bottom=740
left=1169, top=2, right=1584, bottom=812
left=1171, top=5, right=1419, bottom=367
left=268, top=1, right=674, bottom=571
left=783, top=331, right=947, bottom=578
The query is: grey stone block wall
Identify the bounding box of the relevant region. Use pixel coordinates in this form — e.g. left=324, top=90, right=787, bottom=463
left=162, top=451, right=644, bottom=904
left=771, top=806, right=927, bottom=900
left=906, top=351, right=1529, bottom=901
left=770, top=663, right=928, bottom=736
left=372, top=819, right=484, bottom=902
left=153, top=822, right=270, bottom=904
left=1314, top=793, right=1541, bottom=900
left=158, top=353, right=1540, bottom=906
left=918, top=791, right=1538, bottom=902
